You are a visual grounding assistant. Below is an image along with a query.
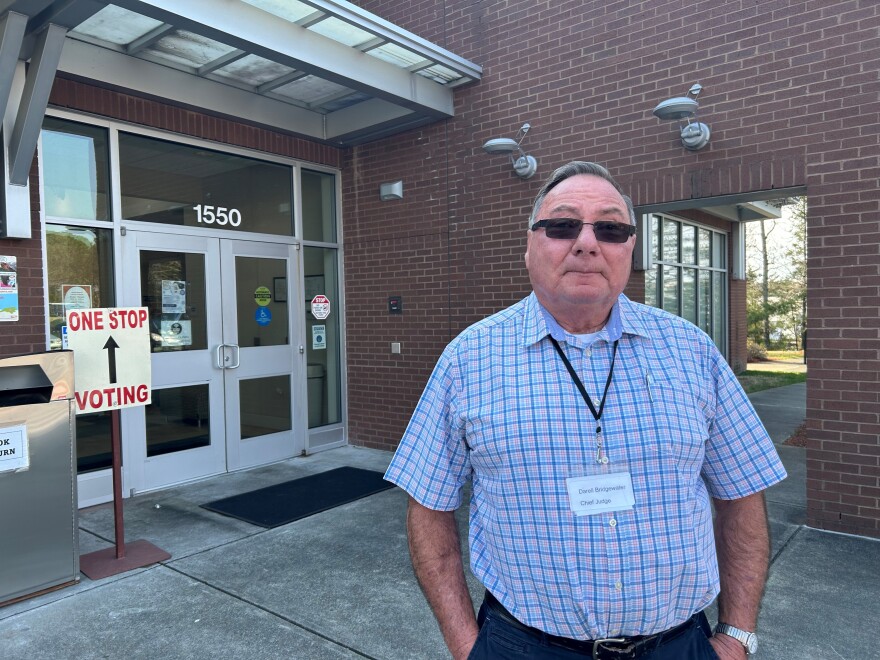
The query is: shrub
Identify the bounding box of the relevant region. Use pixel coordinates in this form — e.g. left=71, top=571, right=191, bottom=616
left=747, top=341, right=768, bottom=362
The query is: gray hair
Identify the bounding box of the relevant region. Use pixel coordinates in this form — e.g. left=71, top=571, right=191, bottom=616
left=528, top=161, right=636, bottom=229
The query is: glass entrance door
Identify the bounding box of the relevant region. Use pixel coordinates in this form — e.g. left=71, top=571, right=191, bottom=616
left=121, top=230, right=302, bottom=494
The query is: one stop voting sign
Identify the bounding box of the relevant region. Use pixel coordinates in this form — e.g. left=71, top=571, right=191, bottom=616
left=65, top=307, right=152, bottom=414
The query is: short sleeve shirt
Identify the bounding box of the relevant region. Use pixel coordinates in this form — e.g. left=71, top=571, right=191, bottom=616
left=385, top=293, right=787, bottom=639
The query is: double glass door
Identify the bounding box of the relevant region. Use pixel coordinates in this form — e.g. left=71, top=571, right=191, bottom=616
left=122, top=230, right=302, bottom=494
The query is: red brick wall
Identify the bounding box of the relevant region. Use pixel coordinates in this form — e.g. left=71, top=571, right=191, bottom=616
left=0, top=161, right=44, bottom=357
left=345, top=0, right=880, bottom=537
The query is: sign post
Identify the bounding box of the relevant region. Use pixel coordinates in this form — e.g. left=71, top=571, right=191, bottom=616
left=65, top=307, right=170, bottom=579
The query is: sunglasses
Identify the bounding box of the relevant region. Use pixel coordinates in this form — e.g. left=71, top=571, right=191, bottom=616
left=530, top=218, right=636, bottom=243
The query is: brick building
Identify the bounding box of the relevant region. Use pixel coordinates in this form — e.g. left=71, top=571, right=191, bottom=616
left=0, top=1, right=877, bottom=538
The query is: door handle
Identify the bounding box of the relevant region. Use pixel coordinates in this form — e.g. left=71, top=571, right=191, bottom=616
left=228, top=344, right=240, bottom=369
left=216, top=344, right=226, bottom=369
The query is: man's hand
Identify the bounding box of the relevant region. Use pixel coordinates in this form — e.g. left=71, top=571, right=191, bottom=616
left=709, top=633, right=747, bottom=659
left=407, top=498, right=479, bottom=660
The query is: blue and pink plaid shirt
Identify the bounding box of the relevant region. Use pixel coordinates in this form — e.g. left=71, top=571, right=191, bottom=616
left=385, top=293, right=786, bottom=640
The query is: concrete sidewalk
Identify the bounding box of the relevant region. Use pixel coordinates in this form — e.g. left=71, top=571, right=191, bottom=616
left=2, top=383, right=878, bottom=659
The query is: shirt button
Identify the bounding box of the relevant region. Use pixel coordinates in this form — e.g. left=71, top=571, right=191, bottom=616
left=609, top=518, right=617, bottom=527
left=615, top=581, right=623, bottom=591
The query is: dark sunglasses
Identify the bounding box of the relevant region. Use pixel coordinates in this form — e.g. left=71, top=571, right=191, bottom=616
left=530, top=218, right=636, bottom=243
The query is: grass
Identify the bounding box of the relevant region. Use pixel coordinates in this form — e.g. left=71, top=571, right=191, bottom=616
left=736, top=370, right=806, bottom=394
left=766, top=349, right=804, bottom=361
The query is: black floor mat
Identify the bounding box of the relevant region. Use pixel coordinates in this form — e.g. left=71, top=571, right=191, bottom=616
left=201, top=466, right=394, bottom=528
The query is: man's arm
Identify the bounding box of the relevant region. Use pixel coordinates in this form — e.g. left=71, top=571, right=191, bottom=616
left=709, top=492, right=771, bottom=659
left=407, top=497, right=479, bottom=660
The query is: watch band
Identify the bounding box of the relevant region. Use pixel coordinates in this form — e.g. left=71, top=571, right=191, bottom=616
left=715, top=622, right=759, bottom=655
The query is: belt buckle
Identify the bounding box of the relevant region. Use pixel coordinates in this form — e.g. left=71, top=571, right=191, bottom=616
left=592, top=637, right=627, bottom=660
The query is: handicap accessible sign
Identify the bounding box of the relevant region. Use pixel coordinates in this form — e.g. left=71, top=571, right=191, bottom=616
left=255, top=307, right=272, bottom=326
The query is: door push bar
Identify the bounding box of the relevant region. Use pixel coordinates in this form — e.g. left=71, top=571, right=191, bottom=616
left=215, top=344, right=241, bottom=369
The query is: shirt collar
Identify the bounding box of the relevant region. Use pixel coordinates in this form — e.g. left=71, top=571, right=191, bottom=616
left=522, top=293, right=651, bottom=348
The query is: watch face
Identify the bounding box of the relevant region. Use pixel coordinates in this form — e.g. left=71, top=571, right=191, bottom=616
left=746, top=634, right=759, bottom=654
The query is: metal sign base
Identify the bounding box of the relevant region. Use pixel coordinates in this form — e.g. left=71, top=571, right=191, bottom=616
left=78, top=409, right=170, bottom=581
left=79, top=539, right=171, bottom=580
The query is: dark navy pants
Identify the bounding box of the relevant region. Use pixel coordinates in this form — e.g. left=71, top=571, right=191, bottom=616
left=467, top=599, right=720, bottom=660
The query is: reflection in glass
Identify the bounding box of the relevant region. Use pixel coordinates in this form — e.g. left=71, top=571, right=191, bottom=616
left=699, top=270, right=712, bottom=334
left=302, top=170, right=337, bottom=242
left=119, top=132, right=293, bottom=236
left=713, top=272, right=726, bottom=352
left=682, top=225, right=696, bottom=265
left=46, top=224, right=115, bottom=474
left=304, top=247, right=341, bottom=430
left=240, top=376, right=292, bottom=439
left=42, top=118, right=110, bottom=221
left=236, top=257, right=288, bottom=348
left=651, top=215, right=660, bottom=262
left=682, top=268, right=697, bottom=324
left=663, top=266, right=679, bottom=315
left=644, top=264, right=658, bottom=307
left=75, top=411, right=112, bottom=473
left=46, top=225, right=115, bottom=350
left=663, top=219, right=679, bottom=263
left=146, top=385, right=210, bottom=457
left=713, top=233, right=726, bottom=268
left=140, top=251, right=207, bottom=352
left=698, top=229, right=711, bottom=266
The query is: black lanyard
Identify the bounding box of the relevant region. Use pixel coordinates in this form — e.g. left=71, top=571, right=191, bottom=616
left=549, top=336, right=619, bottom=463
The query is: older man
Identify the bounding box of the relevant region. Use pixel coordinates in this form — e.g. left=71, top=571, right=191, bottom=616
left=385, top=162, right=785, bottom=660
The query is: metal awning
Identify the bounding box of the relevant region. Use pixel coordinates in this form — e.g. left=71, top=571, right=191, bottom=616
left=2, top=0, right=481, bottom=146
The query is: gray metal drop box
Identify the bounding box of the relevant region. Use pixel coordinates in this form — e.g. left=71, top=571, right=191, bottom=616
left=0, top=351, right=78, bottom=606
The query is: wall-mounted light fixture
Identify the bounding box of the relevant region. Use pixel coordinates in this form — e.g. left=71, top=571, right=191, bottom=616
left=379, top=180, right=403, bottom=201
left=652, top=84, right=711, bottom=151
left=482, top=123, right=538, bottom=179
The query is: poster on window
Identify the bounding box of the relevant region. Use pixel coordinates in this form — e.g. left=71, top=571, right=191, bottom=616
left=159, top=319, right=192, bottom=347
left=62, top=284, right=92, bottom=310
left=162, top=280, right=187, bottom=314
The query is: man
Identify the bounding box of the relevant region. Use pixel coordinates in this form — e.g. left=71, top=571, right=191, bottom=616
left=385, top=162, right=786, bottom=659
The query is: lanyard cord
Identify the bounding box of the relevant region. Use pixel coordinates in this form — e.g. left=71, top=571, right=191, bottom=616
left=549, top=337, right=619, bottom=463
left=549, top=337, right=619, bottom=424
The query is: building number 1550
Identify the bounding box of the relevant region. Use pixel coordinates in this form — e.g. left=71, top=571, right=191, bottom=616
left=193, top=205, right=242, bottom=227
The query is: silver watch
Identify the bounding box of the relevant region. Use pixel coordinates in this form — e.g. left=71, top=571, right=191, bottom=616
left=715, top=623, right=758, bottom=655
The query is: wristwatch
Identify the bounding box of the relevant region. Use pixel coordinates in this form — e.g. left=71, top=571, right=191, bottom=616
left=715, top=623, right=758, bottom=655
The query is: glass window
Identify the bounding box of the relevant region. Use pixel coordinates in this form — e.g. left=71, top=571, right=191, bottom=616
left=712, top=271, right=726, bottom=352
left=646, top=215, right=727, bottom=357
left=42, top=118, right=110, bottom=221
left=713, top=233, right=727, bottom=269
left=682, top=267, right=697, bottom=324
left=235, top=256, right=288, bottom=348
left=46, top=224, right=115, bottom=473
left=698, top=228, right=711, bottom=266
left=662, top=266, right=679, bottom=315
left=644, top=264, right=658, bottom=307
left=304, top=246, right=341, bottom=432
left=662, top=218, right=679, bottom=263
left=139, top=250, right=208, bottom=352
left=699, top=270, right=711, bottom=334
left=302, top=169, right=337, bottom=243
left=119, top=132, right=293, bottom=236
left=681, top=225, right=696, bottom=265
left=145, top=385, right=210, bottom=456
left=240, top=375, right=291, bottom=439
left=650, top=215, right=660, bottom=262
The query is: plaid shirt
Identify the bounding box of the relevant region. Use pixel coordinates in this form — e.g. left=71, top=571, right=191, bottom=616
left=385, top=293, right=786, bottom=640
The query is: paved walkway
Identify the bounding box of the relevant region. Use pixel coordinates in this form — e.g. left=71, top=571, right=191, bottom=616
left=2, top=383, right=878, bottom=659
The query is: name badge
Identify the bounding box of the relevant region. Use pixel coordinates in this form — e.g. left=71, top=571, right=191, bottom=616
left=565, top=472, right=635, bottom=516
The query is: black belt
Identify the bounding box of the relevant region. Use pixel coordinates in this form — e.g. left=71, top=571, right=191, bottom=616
left=483, top=592, right=698, bottom=659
